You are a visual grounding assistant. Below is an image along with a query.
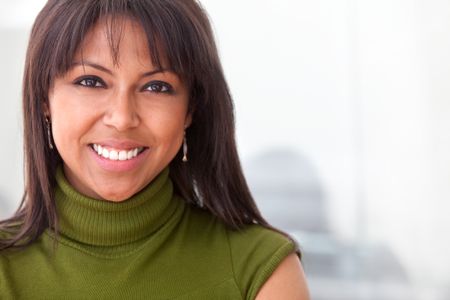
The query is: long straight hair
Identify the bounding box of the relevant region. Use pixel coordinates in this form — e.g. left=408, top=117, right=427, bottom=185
left=0, top=0, right=298, bottom=253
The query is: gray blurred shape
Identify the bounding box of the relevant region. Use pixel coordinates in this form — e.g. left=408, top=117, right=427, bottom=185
left=243, top=148, right=413, bottom=300
left=244, top=148, right=328, bottom=233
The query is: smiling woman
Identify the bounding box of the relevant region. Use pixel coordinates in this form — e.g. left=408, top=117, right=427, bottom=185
left=0, top=0, right=308, bottom=299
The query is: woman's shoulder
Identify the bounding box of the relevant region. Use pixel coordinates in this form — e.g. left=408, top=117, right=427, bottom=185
left=182, top=203, right=298, bottom=299
left=182, top=201, right=297, bottom=258
left=184, top=201, right=296, bottom=249
left=225, top=223, right=298, bottom=299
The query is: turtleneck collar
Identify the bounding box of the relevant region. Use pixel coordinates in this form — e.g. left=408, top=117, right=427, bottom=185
left=54, top=166, right=179, bottom=247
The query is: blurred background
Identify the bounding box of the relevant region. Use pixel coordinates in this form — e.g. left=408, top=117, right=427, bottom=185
left=1, top=0, right=450, bottom=299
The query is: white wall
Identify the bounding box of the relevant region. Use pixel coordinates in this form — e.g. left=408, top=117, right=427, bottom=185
left=0, top=28, right=27, bottom=218
left=356, top=0, right=450, bottom=286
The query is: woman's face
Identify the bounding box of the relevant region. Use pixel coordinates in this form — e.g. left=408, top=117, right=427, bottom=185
left=48, top=18, right=191, bottom=202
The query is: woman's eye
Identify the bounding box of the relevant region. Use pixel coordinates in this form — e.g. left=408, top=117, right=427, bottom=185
left=75, top=77, right=104, bottom=88
left=144, top=81, right=173, bottom=93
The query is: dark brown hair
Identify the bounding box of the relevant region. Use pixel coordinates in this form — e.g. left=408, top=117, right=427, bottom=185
left=0, top=0, right=298, bottom=253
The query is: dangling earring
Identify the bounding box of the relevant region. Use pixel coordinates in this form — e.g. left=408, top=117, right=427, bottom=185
left=45, top=117, right=54, bottom=150
left=182, top=131, right=188, bottom=162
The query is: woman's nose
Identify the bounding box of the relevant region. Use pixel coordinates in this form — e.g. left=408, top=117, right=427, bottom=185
left=103, top=90, right=140, bottom=131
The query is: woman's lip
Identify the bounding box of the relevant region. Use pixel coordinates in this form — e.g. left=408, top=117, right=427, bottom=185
left=88, top=145, right=150, bottom=172
left=90, top=139, right=147, bottom=150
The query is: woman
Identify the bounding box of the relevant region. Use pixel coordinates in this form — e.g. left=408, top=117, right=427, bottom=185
left=0, top=0, right=309, bottom=299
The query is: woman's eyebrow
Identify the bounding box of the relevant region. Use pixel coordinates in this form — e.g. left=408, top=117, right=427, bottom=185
left=70, top=61, right=173, bottom=78
left=71, top=61, right=113, bottom=75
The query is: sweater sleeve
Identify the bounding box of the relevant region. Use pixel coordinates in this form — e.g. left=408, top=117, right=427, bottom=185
left=226, top=225, right=298, bottom=300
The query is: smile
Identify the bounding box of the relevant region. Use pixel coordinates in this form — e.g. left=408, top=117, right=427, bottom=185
left=90, top=144, right=146, bottom=161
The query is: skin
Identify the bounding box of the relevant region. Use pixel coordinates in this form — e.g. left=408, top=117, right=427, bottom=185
left=47, top=18, right=191, bottom=202
left=47, top=16, right=309, bottom=298
left=256, top=253, right=310, bottom=299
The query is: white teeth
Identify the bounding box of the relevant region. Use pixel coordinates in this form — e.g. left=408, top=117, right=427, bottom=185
left=127, top=150, right=134, bottom=159
left=118, top=151, right=127, bottom=161
left=91, top=144, right=143, bottom=161
left=102, top=148, right=109, bottom=158
left=109, top=150, right=119, bottom=161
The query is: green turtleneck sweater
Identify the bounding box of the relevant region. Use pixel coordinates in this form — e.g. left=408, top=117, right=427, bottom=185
left=0, top=168, right=297, bottom=299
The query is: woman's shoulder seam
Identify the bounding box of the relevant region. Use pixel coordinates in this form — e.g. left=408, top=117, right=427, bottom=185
left=225, top=227, right=245, bottom=300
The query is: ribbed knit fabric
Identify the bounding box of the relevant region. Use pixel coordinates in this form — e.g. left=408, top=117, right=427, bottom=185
left=0, top=167, right=297, bottom=299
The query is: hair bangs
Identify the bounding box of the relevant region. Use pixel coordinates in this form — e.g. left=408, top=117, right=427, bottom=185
left=43, top=0, right=197, bottom=90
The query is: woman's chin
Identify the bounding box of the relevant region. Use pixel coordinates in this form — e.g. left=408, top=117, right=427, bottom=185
left=95, top=191, right=135, bottom=202
left=85, top=176, right=148, bottom=202
left=100, top=194, right=131, bottom=202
